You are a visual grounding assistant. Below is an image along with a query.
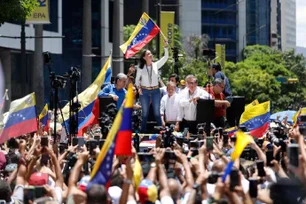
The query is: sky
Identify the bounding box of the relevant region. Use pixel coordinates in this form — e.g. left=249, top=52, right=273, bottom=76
left=297, top=0, right=306, bottom=47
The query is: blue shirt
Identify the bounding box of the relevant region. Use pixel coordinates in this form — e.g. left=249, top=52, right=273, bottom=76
left=98, top=84, right=127, bottom=109
left=215, top=71, right=232, bottom=96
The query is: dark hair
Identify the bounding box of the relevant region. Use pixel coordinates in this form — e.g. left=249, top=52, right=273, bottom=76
left=139, top=49, right=148, bottom=69
left=86, top=184, right=108, bottom=204
left=212, top=63, right=222, bottom=71
left=169, top=73, right=179, bottom=84
left=0, top=179, right=12, bottom=202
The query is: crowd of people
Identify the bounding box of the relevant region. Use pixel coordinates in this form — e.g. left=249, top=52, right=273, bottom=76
left=0, top=45, right=306, bottom=204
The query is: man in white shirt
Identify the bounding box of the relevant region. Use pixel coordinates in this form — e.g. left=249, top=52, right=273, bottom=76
left=176, top=75, right=210, bottom=133
left=160, top=82, right=180, bottom=127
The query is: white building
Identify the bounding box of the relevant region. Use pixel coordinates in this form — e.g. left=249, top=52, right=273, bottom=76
left=281, top=0, right=296, bottom=51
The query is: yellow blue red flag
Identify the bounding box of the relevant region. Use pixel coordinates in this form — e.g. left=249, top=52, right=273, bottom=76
left=60, top=55, right=112, bottom=135
left=39, top=104, right=48, bottom=127
left=222, top=130, right=253, bottom=182
left=120, top=12, right=160, bottom=59
left=87, top=83, right=134, bottom=188
left=0, top=93, right=37, bottom=144
left=239, top=101, right=270, bottom=138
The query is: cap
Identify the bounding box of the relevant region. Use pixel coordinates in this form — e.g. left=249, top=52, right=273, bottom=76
left=78, top=175, right=90, bottom=192
left=108, top=186, right=123, bottom=204
left=28, top=172, right=49, bottom=186
left=138, top=179, right=158, bottom=204
left=180, top=80, right=185, bottom=86
left=5, top=163, right=17, bottom=172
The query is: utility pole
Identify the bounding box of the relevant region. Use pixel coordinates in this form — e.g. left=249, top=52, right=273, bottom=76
left=33, top=25, right=44, bottom=111
left=112, top=0, right=124, bottom=76
left=156, top=0, right=161, bottom=59
left=20, top=22, right=27, bottom=94
left=82, top=0, right=92, bottom=89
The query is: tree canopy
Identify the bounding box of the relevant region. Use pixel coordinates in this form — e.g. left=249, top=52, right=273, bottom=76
left=0, top=0, right=38, bottom=25
left=225, top=45, right=306, bottom=112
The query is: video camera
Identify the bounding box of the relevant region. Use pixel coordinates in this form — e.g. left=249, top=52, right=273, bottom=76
left=155, top=125, right=175, bottom=148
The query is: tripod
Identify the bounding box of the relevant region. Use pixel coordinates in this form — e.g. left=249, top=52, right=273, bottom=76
left=44, top=52, right=68, bottom=142
left=67, top=67, right=81, bottom=142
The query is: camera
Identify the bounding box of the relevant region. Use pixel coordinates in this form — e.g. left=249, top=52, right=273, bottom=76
left=155, top=125, right=175, bottom=148
left=197, top=123, right=204, bottom=135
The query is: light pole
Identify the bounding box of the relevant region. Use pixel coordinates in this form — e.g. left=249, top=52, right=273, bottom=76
left=242, top=24, right=267, bottom=60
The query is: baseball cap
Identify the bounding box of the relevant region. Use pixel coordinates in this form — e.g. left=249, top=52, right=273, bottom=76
left=78, top=175, right=90, bottom=192
left=28, top=172, right=49, bottom=186
left=108, top=186, right=122, bottom=204
left=180, top=80, right=185, bottom=86
left=5, top=163, right=17, bottom=172
left=138, top=179, right=158, bottom=204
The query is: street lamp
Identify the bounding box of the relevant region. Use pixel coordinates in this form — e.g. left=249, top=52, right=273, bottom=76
left=242, top=24, right=267, bottom=60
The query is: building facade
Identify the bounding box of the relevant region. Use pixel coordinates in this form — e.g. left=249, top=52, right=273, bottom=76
left=0, top=0, right=62, bottom=109
left=281, top=0, right=296, bottom=51
left=201, top=0, right=238, bottom=62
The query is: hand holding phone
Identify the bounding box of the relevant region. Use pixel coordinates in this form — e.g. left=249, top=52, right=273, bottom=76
left=206, top=137, right=214, bottom=151
left=256, top=160, right=266, bottom=177
left=249, top=178, right=258, bottom=198
left=288, top=144, right=299, bottom=168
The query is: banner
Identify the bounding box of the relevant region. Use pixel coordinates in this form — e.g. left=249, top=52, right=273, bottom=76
left=215, top=44, right=226, bottom=69
left=160, top=11, right=175, bottom=58
left=26, top=0, right=50, bottom=24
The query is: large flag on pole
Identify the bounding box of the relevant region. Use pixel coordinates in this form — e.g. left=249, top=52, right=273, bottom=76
left=120, top=12, right=160, bottom=59
left=87, top=83, right=135, bottom=189
left=0, top=93, right=37, bottom=144
left=60, top=55, right=112, bottom=135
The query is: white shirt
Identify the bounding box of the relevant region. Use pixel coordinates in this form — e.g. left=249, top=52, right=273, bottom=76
left=177, top=87, right=210, bottom=121
left=160, top=93, right=180, bottom=122
left=135, top=48, right=169, bottom=87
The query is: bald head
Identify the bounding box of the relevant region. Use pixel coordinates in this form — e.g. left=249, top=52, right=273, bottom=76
left=211, top=159, right=225, bottom=173
left=168, top=178, right=181, bottom=200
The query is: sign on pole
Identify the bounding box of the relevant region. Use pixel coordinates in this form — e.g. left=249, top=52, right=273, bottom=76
left=26, top=0, right=50, bottom=24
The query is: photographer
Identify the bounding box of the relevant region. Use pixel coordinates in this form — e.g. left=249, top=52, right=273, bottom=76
left=98, top=73, right=127, bottom=109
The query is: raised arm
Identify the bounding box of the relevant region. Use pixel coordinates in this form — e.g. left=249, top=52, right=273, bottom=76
left=156, top=47, right=169, bottom=69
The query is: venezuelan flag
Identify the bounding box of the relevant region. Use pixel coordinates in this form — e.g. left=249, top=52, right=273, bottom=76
left=115, top=83, right=134, bottom=155
left=87, top=84, right=134, bottom=188
left=245, top=99, right=259, bottom=110
left=239, top=101, right=270, bottom=138
left=0, top=93, right=37, bottom=144
left=292, top=108, right=306, bottom=127
left=60, top=55, right=112, bottom=135
left=120, top=12, right=160, bottom=59
left=39, top=104, right=48, bottom=127
left=222, top=130, right=253, bottom=182
left=225, top=126, right=237, bottom=137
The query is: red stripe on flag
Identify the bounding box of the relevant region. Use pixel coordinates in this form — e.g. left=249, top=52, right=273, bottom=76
left=115, top=130, right=132, bottom=155
left=0, top=118, right=38, bottom=144
left=125, top=26, right=160, bottom=59
left=250, top=122, right=269, bottom=138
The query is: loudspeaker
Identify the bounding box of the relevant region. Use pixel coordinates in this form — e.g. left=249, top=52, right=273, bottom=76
left=196, top=99, right=215, bottom=123
left=226, top=96, right=245, bottom=127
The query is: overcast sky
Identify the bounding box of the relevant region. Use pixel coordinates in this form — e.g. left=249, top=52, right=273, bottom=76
left=297, top=0, right=306, bottom=47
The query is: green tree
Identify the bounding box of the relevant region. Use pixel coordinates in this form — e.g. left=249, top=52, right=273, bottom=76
left=227, top=45, right=306, bottom=112
left=0, top=0, right=38, bottom=25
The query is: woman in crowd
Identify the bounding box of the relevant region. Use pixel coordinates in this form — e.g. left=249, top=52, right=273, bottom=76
left=135, top=41, right=169, bottom=133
